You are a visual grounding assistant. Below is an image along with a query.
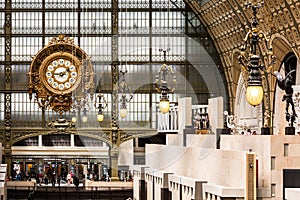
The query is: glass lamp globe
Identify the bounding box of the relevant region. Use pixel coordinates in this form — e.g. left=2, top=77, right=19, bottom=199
left=71, top=116, right=77, bottom=123
left=159, top=99, right=170, bottom=114
left=120, top=108, right=128, bottom=118
left=82, top=116, right=88, bottom=123
left=97, top=113, right=104, bottom=122
left=246, top=85, right=264, bottom=106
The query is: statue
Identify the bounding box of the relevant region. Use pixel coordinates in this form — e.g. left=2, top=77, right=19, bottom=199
left=274, top=69, right=297, bottom=126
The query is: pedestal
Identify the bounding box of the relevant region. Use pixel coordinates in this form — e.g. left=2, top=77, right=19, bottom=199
left=261, top=127, right=270, bottom=135
left=285, top=127, right=295, bottom=135
left=183, top=125, right=194, bottom=147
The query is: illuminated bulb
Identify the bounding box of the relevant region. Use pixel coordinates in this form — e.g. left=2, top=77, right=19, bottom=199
left=71, top=116, right=77, bottom=123
left=246, top=85, right=264, bottom=106
left=97, top=114, right=104, bottom=122
left=159, top=99, right=170, bottom=114
left=120, top=108, right=128, bottom=118
left=82, top=116, right=88, bottom=123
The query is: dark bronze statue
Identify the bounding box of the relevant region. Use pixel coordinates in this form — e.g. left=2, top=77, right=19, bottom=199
left=274, top=68, right=296, bottom=127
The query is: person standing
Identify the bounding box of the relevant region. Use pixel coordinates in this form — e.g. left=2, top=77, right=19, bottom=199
left=67, top=172, right=71, bottom=186
left=73, top=175, right=79, bottom=189
left=51, top=171, right=56, bottom=187
left=38, top=172, right=43, bottom=186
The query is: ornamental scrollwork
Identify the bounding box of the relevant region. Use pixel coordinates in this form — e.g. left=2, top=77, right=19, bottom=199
left=12, top=131, right=39, bottom=144
left=78, top=131, right=111, bottom=146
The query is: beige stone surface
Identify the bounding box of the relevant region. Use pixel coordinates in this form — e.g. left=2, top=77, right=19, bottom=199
left=185, top=134, right=216, bottom=149
left=146, top=143, right=247, bottom=188
left=178, top=97, right=192, bottom=135
left=288, top=144, right=300, bottom=157
left=208, top=97, right=223, bottom=134
left=118, top=140, right=133, bottom=168
left=221, top=135, right=271, bottom=189
left=221, top=135, right=300, bottom=199
left=285, top=188, right=300, bottom=200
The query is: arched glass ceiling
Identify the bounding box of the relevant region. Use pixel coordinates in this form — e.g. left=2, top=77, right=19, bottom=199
left=0, top=0, right=227, bottom=129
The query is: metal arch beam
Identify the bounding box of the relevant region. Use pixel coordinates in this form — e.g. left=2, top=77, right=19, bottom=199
left=119, top=128, right=158, bottom=144
left=4, top=128, right=158, bottom=148
left=9, top=128, right=112, bottom=147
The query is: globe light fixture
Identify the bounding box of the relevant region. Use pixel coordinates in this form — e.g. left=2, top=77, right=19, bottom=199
left=71, top=110, right=77, bottom=123
left=97, top=113, right=104, bottom=122
left=118, top=69, right=133, bottom=118
left=238, top=1, right=275, bottom=106
left=82, top=107, right=88, bottom=123
left=71, top=95, right=91, bottom=124
left=159, top=95, right=170, bottom=114
left=94, top=93, right=107, bottom=122
left=154, top=49, right=176, bottom=113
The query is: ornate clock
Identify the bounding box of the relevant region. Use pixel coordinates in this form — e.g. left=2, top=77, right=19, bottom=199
left=28, top=35, right=94, bottom=114
left=39, top=53, right=81, bottom=95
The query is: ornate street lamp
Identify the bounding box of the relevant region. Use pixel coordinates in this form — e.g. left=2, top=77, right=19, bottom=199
left=119, top=69, right=133, bottom=118
left=154, top=49, right=176, bottom=113
left=238, top=1, right=275, bottom=106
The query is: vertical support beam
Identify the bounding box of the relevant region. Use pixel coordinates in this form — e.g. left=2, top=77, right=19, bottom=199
left=38, top=135, right=42, bottom=147
left=77, top=0, right=81, bottom=45
left=70, top=134, right=74, bottom=147
left=111, top=0, right=119, bottom=129
left=4, top=0, right=12, bottom=178
left=110, top=0, right=119, bottom=181
left=41, top=0, right=46, bottom=127
left=42, top=0, right=45, bottom=45
left=110, top=148, right=119, bottom=181
left=149, top=0, right=153, bottom=129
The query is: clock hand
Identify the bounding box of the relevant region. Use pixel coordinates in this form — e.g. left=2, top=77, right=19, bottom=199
left=53, top=71, right=67, bottom=76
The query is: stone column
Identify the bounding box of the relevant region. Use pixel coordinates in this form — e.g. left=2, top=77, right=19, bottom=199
left=38, top=135, right=42, bottom=147
left=178, top=97, right=192, bottom=146
left=208, top=97, right=223, bottom=134
left=70, top=134, right=74, bottom=147
left=178, top=97, right=192, bottom=133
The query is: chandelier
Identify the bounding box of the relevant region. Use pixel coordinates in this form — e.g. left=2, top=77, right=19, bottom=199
left=154, top=49, right=176, bottom=113
left=238, top=1, right=275, bottom=106
left=94, top=93, right=107, bottom=122
left=119, top=69, right=133, bottom=118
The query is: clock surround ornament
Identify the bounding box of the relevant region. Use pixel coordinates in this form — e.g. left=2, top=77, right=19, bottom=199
left=28, top=35, right=95, bottom=115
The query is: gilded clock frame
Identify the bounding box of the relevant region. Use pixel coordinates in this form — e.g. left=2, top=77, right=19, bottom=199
left=39, top=52, right=82, bottom=95
left=28, top=35, right=95, bottom=113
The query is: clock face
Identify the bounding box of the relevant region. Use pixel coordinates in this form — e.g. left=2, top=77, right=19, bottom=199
left=41, top=57, right=81, bottom=94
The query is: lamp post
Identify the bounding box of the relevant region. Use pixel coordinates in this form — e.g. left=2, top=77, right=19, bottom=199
left=154, top=49, right=176, bottom=114
left=238, top=1, right=275, bottom=107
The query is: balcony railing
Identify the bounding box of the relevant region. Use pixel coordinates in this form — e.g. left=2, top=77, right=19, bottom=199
left=157, top=104, right=208, bottom=133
